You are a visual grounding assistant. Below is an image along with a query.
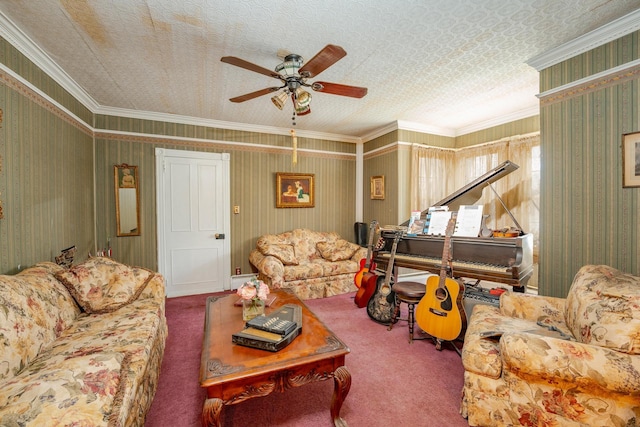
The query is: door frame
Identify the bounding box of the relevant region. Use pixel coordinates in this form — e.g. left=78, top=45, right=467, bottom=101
left=155, top=148, right=231, bottom=294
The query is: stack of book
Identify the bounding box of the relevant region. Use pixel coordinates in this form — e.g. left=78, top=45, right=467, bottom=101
left=232, top=304, right=302, bottom=352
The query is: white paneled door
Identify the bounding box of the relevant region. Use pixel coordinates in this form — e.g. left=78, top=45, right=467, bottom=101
left=156, top=149, right=230, bottom=297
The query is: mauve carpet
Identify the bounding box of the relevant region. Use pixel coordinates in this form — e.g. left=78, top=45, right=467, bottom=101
left=145, top=291, right=470, bottom=427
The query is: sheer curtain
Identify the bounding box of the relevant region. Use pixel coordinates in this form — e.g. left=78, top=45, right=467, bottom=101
left=410, top=146, right=456, bottom=211
left=411, top=132, right=540, bottom=253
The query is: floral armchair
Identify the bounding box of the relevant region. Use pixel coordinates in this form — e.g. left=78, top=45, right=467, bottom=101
left=460, top=265, right=640, bottom=427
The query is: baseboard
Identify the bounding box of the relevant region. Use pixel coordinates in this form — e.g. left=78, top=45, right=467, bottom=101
left=230, top=274, right=255, bottom=290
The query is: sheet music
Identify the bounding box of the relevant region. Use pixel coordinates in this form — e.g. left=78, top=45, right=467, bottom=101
left=453, top=205, right=484, bottom=237
left=426, top=209, right=451, bottom=236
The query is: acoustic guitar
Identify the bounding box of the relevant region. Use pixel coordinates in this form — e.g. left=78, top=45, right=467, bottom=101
left=355, top=268, right=378, bottom=308
left=366, top=230, right=401, bottom=324
left=354, top=220, right=378, bottom=289
left=415, top=213, right=466, bottom=343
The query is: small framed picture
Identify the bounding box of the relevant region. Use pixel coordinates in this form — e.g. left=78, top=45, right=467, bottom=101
left=622, top=131, right=640, bottom=188
left=276, top=173, right=315, bottom=208
left=370, top=175, right=385, bottom=200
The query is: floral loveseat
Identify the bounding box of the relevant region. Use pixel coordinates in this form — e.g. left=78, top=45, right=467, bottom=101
left=460, top=265, right=640, bottom=427
left=0, top=257, right=167, bottom=426
left=249, top=228, right=367, bottom=299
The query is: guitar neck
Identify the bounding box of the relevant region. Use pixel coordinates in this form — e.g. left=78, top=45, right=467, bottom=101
left=364, top=221, right=378, bottom=268
left=385, top=233, right=402, bottom=283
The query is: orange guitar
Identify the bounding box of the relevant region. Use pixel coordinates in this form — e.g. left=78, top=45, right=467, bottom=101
left=355, top=269, right=378, bottom=308
left=354, top=220, right=378, bottom=288
left=415, top=213, right=466, bottom=343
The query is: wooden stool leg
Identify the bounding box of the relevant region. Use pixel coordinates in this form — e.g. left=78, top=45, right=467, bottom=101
left=407, top=303, right=415, bottom=343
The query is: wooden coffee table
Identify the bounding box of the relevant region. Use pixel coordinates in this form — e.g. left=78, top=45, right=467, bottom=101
left=199, top=289, right=351, bottom=426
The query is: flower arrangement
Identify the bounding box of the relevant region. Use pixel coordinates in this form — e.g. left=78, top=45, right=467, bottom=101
left=237, top=277, right=270, bottom=320
left=237, top=277, right=270, bottom=301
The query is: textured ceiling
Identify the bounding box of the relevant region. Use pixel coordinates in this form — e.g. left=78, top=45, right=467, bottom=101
left=0, top=0, right=639, bottom=139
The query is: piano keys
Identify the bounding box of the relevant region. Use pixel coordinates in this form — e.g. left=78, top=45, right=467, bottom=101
left=374, top=160, right=533, bottom=290
left=375, top=233, right=533, bottom=288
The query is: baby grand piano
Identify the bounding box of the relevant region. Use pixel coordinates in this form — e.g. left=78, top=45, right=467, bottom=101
left=374, top=160, right=533, bottom=291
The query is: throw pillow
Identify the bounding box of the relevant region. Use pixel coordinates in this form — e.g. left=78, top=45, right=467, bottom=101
left=261, top=244, right=299, bottom=265
left=317, top=239, right=359, bottom=262
left=55, top=257, right=155, bottom=314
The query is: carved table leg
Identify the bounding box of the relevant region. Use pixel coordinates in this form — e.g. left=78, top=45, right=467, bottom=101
left=202, top=397, right=223, bottom=427
left=331, top=366, right=351, bottom=427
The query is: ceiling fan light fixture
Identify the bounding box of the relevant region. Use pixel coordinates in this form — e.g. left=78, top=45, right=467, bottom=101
left=221, top=45, right=366, bottom=121
left=293, top=88, right=312, bottom=116
left=271, top=91, right=288, bottom=110
left=275, top=54, right=303, bottom=77
left=294, top=88, right=311, bottom=105
left=295, top=105, right=311, bottom=116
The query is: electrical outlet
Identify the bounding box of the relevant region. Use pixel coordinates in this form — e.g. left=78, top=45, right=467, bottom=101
left=233, top=205, right=240, bottom=214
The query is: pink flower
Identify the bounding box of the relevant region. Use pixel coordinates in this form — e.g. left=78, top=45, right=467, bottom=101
left=237, top=284, right=257, bottom=300
left=237, top=278, right=270, bottom=301
left=257, top=282, right=270, bottom=300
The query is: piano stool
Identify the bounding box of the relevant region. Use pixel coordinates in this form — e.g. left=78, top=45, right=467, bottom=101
left=387, top=281, right=426, bottom=343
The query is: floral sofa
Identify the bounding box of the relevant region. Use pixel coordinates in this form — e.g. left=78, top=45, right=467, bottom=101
left=460, top=264, right=640, bottom=427
left=0, top=257, right=167, bottom=426
left=249, top=228, right=367, bottom=299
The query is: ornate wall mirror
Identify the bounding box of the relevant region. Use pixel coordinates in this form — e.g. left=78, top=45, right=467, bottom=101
left=114, top=164, right=140, bottom=236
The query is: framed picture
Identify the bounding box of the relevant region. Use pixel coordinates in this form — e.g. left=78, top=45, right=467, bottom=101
left=370, top=175, right=385, bottom=200
left=276, top=173, right=315, bottom=208
left=622, top=131, right=640, bottom=188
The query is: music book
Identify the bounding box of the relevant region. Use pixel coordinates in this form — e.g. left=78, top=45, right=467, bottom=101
left=453, top=205, right=484, bottom=237
left=408, top=210, right=426, bottom=235
left=407, top=211, right=422, bottom=235
left=426, top=209, right=452, bottom=236
left=232, top=304, right=302, bottom=352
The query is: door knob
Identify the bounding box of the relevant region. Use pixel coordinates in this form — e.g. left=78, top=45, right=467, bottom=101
left=215, top=233, right=225, bottom=239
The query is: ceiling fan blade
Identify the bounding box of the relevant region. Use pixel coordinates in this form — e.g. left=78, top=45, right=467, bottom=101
left=311, top=82, right=368, bottom=98
left=299, top=44, right=347, bottom=78
left=229, top=87, right=282, bottom=103
left=221, top=56, right=282, bottom=79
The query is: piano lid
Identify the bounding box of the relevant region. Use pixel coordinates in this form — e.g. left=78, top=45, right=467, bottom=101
left=434, top=160, right=518, bottom=211
left=402, top=160, right=519, bottom=226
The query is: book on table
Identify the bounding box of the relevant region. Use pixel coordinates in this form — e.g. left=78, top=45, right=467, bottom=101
left=232, top=304, right=302, bottom=352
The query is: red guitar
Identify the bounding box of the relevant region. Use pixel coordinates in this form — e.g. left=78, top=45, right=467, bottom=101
left=354, top=220, right=378, bottom=288
left=415, top=213, right=466, bottom=344
left=355, top=269, right=378, bottom=308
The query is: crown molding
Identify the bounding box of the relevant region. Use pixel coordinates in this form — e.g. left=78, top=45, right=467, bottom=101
left=527, top=9, right=640, bottom=71
left=362, top=120, right=456, bottom=142
left=361, top=122, right=398, bottom=142
left=455, top=105, right=539, bottom=136
left=362, top=108, right=541, bottom=142
left=0, top=12, right=100, bottom=111
left=397, top=120, right=456, bottom=138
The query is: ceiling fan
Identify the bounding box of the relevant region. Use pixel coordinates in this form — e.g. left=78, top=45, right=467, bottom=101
left=220, top=44, right=367, bottom=121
